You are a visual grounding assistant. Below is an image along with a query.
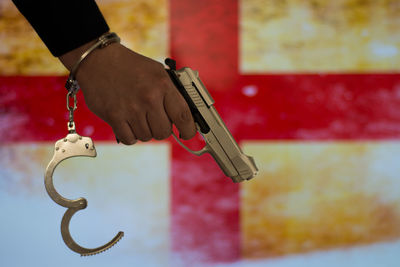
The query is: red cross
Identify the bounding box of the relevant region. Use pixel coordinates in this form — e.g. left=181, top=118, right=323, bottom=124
left=168, top=0, right=400, bottom=264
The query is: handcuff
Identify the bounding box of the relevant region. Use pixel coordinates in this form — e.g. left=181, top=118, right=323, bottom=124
left=44, top=32, right=123, bottom=256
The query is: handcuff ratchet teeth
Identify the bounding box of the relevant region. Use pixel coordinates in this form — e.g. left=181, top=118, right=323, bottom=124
left=44, top=91, right=123, bottom=256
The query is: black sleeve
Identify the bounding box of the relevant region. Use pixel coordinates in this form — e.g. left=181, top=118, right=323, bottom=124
left=12, top=0, right=110, bottom=57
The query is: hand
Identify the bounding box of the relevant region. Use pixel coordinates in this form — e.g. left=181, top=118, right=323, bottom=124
left=59, top=41, right=197, bottom=145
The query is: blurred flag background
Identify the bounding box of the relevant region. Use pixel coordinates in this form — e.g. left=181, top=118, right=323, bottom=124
left=1, top=0, right=400, bottom=266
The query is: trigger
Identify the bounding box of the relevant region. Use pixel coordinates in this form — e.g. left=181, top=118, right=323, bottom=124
left=172, top=132, right=208, bottom=156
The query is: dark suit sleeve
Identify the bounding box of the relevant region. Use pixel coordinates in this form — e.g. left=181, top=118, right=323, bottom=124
left=12, top=0, right=110, bottom=57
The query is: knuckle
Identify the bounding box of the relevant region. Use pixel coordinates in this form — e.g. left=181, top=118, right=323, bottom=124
left=177, top=109, right=193, bottom=124
left=121, top=138, right=137, bottom=145
left=142, top=92, right=159, bottom=105
left=181, top=131, right=196, bottom=140
left=153, top=135, right=164, bottom=141
left=138, top=135, right=152, bottom=142
left=154, top=127, right=172, bottom=140
left=129, top=103, right=141, bottom=115
left=142, top=137, right=152, bottom=142
left=153, top=133, right=164, bottom=140
left=159, top=75, right=172, bottom=88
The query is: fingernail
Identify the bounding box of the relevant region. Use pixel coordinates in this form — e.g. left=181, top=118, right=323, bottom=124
left=116, top=137, right=120, bottom=144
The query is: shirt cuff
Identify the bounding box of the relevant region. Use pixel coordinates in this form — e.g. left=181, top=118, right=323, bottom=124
left=12, top=0, right=110, bottom=57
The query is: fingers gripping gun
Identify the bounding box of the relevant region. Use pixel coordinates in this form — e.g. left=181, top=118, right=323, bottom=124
left=165, top=59, right=258, bottom=183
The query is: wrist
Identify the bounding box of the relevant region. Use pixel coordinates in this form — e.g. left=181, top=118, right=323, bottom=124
left=59, top=39, right=99, bottom=72
left=60, top=32, right=121, bottom=93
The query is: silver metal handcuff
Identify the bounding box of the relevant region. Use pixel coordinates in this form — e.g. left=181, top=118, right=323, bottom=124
left=44, top=32, right=123, bottom=256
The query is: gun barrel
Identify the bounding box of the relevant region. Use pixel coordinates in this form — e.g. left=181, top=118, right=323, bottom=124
left=201, top=105, right=258, bottom=182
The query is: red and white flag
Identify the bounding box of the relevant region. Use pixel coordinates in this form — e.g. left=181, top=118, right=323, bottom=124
left=1, top=0, right=400, bottom=266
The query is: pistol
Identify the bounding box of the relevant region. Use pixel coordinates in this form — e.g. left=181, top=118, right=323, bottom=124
left=165, top=58, right=258, bottom=183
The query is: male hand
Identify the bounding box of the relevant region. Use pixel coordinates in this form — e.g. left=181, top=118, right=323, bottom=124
left=59, top=41, right=197, bottom=145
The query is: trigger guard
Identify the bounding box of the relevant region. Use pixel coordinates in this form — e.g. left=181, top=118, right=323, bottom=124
left=172, top=132, right=209, bottom=156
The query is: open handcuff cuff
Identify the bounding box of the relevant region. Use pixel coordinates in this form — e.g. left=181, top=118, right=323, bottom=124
left=44, top=32, right=123, bottom=256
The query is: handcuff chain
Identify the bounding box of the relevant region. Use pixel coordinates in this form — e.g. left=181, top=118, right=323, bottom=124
left=66, top=91, right=77, bottom=133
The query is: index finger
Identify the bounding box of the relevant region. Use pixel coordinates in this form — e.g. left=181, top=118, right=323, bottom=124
left=163, top=89, right=197, bottom=140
